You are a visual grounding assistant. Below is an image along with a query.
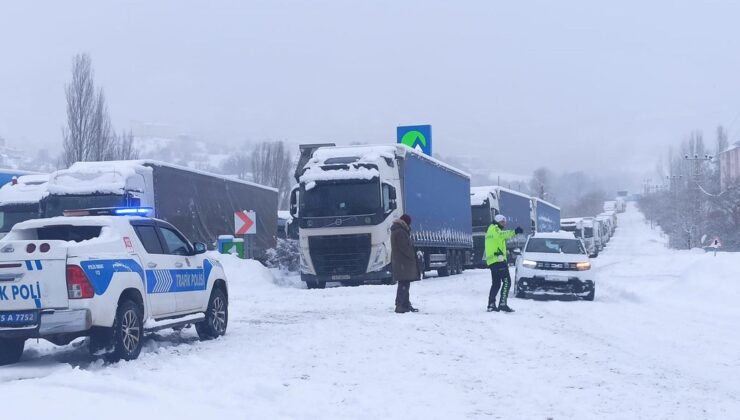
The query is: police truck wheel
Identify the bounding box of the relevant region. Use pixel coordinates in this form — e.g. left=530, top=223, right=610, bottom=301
left=0, top=338, right=25, bottom=366
left=197, top=288, right=228, bottom=340
left=107, top=299, right=144, bottom=362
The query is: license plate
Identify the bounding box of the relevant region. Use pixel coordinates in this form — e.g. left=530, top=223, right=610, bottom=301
left=331, top=275, right=351, bottom=281
left=545, top=275, right=568, bottom=282
left=0, top=311, right=39, bottom=327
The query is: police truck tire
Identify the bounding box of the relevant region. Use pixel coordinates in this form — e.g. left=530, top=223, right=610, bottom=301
left=0, top=338, right=25, bottom=366
left=197, top=288, right=228, bottom=340
left=107, top=299, right=144, bottom=362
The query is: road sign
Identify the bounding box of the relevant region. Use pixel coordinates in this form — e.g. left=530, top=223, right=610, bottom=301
left=397, top=124, right=432, bottom=156
left=235, top=210, right=256, bottom=235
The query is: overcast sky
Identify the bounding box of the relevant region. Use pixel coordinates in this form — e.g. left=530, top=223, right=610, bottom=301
left=2, top=0, right=740, bottom=180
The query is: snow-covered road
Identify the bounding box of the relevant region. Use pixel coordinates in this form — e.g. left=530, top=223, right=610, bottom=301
left=2, top=205, right=739, bottom=419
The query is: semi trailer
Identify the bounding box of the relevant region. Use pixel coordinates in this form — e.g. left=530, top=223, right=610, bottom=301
left=291, top=144, right=472, bottom=288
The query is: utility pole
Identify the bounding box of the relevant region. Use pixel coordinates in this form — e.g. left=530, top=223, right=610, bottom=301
left=684, top=154, right=713, bottom=248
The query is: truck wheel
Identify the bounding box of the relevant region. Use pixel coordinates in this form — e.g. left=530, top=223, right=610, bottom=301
left=197, top=288, right=229, bottom=340
left=0, top=338, right=25, bottom=366
left=106, top=299, right=144, bottom=362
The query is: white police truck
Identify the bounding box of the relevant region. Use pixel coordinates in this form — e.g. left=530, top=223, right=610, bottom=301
left=0, top=207, right=229, bottom=365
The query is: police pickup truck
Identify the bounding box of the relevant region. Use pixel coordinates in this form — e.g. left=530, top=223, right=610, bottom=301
left=0, top=208, right=229, bottom=365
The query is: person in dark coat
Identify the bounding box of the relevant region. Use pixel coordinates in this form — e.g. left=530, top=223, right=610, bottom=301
left=391, top=214, right=420, bottom=313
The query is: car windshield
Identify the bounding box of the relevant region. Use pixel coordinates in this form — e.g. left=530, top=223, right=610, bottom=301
left=0, top=206, right=39, bottom=233
left=302, top=180, right=381, bottom=217
left=526, top=238, right=584, bottom=254
left=471, top=204, right=491, bottom=227
left=44, top=194, right=128, bottom=217
left=584, top=227, right=594, bottom=238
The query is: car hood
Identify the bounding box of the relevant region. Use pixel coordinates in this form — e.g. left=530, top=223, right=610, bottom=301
left=521, top=252, right=589, bottom=263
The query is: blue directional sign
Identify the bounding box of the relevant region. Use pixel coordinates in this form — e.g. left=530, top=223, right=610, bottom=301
left=397, top=125, right=432, bottom=156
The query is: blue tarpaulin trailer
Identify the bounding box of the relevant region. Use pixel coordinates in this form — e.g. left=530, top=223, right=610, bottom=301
left=400, top=150, right=472, bottom=251
left=533, top=198, right=561, bottom=233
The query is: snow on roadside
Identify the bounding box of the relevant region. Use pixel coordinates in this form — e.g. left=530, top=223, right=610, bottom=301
left=1, top=204, right=739, bottom=419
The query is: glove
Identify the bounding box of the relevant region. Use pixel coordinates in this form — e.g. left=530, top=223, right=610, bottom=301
left=514, top=227, right=524, bottom=235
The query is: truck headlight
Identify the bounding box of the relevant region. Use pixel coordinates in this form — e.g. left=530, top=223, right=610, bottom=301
left=521, top=259, right=537, bottom=269
left=300, top=248, right=314, bottom=274
left=368, top=244, right=389, bottom=272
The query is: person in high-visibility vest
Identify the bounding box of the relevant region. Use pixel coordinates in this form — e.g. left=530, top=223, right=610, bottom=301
left=485, top=214, right=523, bottom=312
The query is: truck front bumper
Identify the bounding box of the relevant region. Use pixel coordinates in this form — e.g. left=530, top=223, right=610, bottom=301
left=516, top=276, right=594, bottom=299
left=0, top=309, right=92, bottom=339
left=302, top=264, right=392, bottom=284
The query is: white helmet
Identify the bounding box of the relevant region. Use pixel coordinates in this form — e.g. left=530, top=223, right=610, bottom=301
left=494, top=214, right=507, bottom=223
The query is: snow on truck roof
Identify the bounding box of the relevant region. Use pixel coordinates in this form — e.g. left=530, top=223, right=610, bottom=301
left=0, top=174, right=50, bottom=205
left=533, top=197, right=560, bottom=210
left=303, top=144, right=470, bottom=183
left=48, top=160, right=277, bottom=195
left=470, top=185, right=531, bottom=206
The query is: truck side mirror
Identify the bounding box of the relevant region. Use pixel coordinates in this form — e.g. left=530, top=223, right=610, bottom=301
left=389, top=188, right=396, bottom=200
left=290, top=188, right=299, bottom=218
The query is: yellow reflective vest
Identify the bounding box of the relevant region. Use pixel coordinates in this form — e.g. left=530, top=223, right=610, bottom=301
left=485, top=224, right=516, bottom=266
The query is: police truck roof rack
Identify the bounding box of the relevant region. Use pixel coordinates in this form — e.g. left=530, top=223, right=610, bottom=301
left=62, top=207, right=154, bottom=217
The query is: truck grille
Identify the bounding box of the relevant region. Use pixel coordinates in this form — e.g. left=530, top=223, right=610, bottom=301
left=309, top=234, right=371, bottom=276
left=535, top=261, right=578, bottom=271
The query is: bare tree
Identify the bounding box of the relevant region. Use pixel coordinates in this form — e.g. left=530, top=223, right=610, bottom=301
left=251, top=141, right=294, bottom=209
left=62, top=53, right=136, bottom=166
left=113, top=129, right=138, bottom=160
left=222, top=152, right=251, bottom=180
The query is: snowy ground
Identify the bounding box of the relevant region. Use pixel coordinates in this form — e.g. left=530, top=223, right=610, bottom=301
left=2, top=204, right=739, bottom=419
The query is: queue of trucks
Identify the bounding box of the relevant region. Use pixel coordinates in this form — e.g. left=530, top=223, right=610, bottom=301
left=0, top=149, right=626, bottom=290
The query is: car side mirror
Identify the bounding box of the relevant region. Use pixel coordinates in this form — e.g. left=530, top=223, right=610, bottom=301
left=193, top=242, right=207, bottom=255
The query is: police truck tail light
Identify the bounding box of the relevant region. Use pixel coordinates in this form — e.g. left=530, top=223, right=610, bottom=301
left=40, top=243, right=50, bottom=253
left=26, top=243, right=36, bottom=253
left=66, top=265, right=94, bottom=299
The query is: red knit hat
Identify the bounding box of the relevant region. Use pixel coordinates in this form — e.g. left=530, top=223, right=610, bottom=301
left=400, top=214, right=412, bottom=225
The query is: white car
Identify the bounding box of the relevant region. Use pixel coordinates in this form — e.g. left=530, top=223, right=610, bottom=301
left=0, top=208, right=229, bottom=365
left=514, top=232, right=595, bottom=300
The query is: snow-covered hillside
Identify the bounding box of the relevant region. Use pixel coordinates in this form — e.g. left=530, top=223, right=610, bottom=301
left=1, top=205, right=738, bottom=419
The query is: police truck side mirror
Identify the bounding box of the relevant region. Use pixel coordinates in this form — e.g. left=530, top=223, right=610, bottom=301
left=193, top=242, right=207, bottom=254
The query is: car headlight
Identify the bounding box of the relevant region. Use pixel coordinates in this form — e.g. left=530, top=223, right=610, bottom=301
left=576, top=261, right=591, bottom=271
left=521, top=259, right=537, bottom=269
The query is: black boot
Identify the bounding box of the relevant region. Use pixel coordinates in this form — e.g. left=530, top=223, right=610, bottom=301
left=408, top=304, right=419, bottom=312
left=487, top=304, right=499, bottom=312
left=499, top=305, right=515, bottom=313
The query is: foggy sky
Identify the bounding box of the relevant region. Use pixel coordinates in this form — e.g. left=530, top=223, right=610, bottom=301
left=2, top=0, right=740, bottom=182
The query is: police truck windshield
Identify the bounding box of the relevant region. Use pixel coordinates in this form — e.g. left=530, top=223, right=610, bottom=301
left=302, top=180, right=381, bottom=217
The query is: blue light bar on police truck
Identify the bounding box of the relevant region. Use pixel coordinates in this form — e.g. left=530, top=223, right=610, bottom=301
left=63, top=207, right=154, bottom=217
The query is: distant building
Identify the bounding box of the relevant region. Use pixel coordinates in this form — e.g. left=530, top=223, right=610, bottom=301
left=720, top=142, right=740, bottom=190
